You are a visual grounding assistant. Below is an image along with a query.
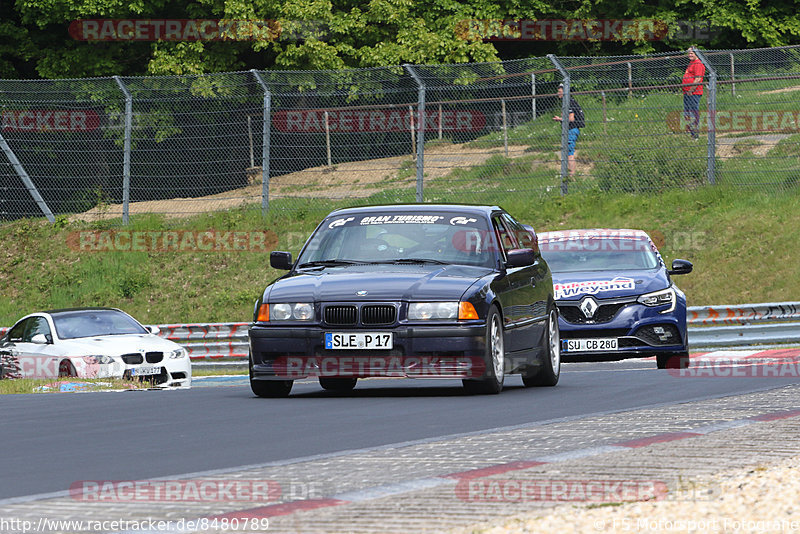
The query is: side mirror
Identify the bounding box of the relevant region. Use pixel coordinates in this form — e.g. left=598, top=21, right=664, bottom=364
left=506, top=248, right=536, bottom=268
left=31, top=333, right=49, bottom=344
left=147, top=325, right=161, bottom=335
left=668, top=259, right=693, bottom=276
left=520, top=225, right=539, bottom=253
left=270, top=251, right=293, bottom=270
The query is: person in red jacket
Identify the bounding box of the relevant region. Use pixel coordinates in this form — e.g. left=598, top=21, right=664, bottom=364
left=683, top=47, right=705, bottom=139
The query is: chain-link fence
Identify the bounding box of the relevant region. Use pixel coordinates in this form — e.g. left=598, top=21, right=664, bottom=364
left=2, top=45, right=800, bottom=223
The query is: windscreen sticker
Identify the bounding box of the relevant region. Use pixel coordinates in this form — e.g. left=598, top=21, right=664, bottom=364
left=554, top=277, right=636, bottom=300
left=359, top=215, right=444, bottom=225
left=328, top=217, right=354, bottom=229
left=449, top=216, right=478, bottom=225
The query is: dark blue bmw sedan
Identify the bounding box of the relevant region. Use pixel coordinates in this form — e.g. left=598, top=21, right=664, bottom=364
left=538, top=229, right=693, bottom=369
left=248, top=204, right=560, bottom=397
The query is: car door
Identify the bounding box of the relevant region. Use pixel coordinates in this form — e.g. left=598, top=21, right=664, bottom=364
left=16, top=316, right=61, bottom=378
left=490, top=214, right=530, bottom=356
left=501, top=213, right=551, bottom=324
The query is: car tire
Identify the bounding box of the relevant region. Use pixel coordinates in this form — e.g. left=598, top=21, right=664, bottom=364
left=249, top=351, right=293, bottom=398
left=463, top=306, right=504, bottom=395
left=58, top=359, right=77, bottom=378
left=522, top=306, right=561, bottom=387
left=319, top=377, right=358, bottom=391
left=656, top=352, right=691, bottom=369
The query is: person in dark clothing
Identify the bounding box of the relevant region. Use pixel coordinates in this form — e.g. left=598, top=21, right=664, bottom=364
left=553, top=83, right=585, bottom=176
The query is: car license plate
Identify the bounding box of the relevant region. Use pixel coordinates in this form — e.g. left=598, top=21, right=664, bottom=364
left=562, top=338, right=618, bottom=352
left=132, top=365, right=161, bottom=376
left=325, top=332, right=393, bottom=350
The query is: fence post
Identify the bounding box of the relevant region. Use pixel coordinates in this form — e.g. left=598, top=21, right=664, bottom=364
left=548, top=54, right=570, bottom=195
left=627, top=62, right=633, bottom=97
left=501, top=99, right=508, bottom=157
left=601, top=91, right=607, bottom=135
left=694, top=48, right=716, bottom=185
left=404, top=64, right=425, bottom=202
left=531, top=73, right=536, bottom=120
left=324, top=111, right=332, bottom=167
left=0, top=129, right=55, bottom=223
left=729, top=53, right=736, bottom=97
left=409, top=106, right=416, bottom=159
left=113, top=76, right=132, bottom=225
left=251, top=69, right=271, bottom=215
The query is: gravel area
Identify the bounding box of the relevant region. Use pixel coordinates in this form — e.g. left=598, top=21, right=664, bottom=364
left=459, top=454, right=800, bottom=533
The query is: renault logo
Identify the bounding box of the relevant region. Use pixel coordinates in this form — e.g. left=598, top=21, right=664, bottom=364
left=580, top=296, right=599, bottom=318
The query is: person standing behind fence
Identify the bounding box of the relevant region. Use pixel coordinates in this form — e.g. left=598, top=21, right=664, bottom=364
left=553, top=83, right=585, bottom=177
left=683, top=47, right=705, bottom=139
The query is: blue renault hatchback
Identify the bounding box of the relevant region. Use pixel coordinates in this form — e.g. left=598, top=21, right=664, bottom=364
left=538, top=229, right=693, bottom=369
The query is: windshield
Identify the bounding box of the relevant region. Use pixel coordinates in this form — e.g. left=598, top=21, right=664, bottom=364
left=52, top=309, right=149, bottom=339
left=540, top=237, right=660, bottom=272
left=296, top=211, right=496, bottom=268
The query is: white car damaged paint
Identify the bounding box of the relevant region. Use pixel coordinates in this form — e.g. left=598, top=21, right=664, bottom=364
left=0, top=308, right=191, bottom=388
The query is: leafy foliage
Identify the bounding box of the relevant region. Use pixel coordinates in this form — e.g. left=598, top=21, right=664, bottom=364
left=1, top=0, right=800, bottom=78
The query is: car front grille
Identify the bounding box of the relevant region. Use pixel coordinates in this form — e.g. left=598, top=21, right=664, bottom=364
left=325, top=306, right=358, bottom=326
left=558, top=302, right=630, bottom=324
left=323, top=304, right=397, bottom=326
left=145, top=352, right=163, bottom=363
left=362, top=305, right=396, bottom=326
left=121, top=353, right=143, bottom=364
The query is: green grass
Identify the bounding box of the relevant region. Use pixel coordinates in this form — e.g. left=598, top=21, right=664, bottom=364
left=2, top=185, right=799, bottom=327
left=0, top=377, right=147, bottom=394
left=3, top=79, right=800, bottom=326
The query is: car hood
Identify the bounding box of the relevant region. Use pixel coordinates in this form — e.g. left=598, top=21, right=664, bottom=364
left=551, top=268, right=669, bottom=301
left=55, top=334, right=181, bottom=356
left=268, top=264, right=494, bottom=302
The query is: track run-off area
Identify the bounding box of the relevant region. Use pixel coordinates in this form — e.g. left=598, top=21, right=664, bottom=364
left=1, top=351, right=800, bottom=533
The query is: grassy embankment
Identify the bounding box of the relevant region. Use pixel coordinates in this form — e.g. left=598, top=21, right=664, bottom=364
left=2, top=78, right=800, bottom=326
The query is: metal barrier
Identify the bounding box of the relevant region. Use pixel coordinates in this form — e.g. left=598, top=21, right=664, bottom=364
left=2, top=302, right=799, bottom=365
left=687, top=302, right=800, bottom=348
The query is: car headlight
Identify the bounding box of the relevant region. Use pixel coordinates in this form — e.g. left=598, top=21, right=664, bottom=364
left=269, top=303, right=315, bottom=321
left=82, top=355, right=115, bottom=364
left=169, top=348, right=187, bottom=359
left=637, top=287, right=676, bottom=313
left=409, top=302, right=458, bottom=320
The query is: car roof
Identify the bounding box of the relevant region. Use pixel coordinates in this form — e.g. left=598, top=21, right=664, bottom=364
left=538, top=228, right=652, bottom=241
left=327, top=204, right=502, bottom=217
left=43, top=307, right=124, bottom=315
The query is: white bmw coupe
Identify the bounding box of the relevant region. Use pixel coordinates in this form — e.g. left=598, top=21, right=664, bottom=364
left=0, top=308, right=191, bottom=388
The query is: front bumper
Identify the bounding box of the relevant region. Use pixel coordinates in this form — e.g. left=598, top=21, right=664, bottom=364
left=556, top=300, right=687, bottom=362
left=249, top=323, right=488, bottom=379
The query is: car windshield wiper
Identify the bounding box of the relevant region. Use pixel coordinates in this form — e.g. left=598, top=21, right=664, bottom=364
left=370, top=258, right=450, bottom=265
left=296, top=259, right=359, bottom=269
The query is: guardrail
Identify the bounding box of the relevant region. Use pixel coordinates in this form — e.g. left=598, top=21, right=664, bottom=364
left=687, top=302, right=800, bottom=348
left=2, top=302, right=799, bottom=364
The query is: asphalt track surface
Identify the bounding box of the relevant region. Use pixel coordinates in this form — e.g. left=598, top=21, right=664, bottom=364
left=2, top=360, right=799, bottom=500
